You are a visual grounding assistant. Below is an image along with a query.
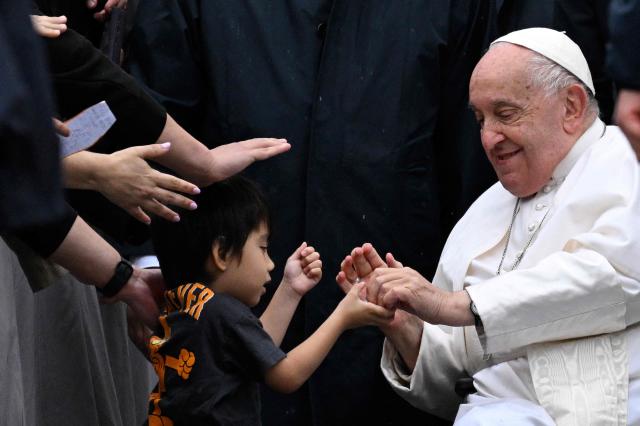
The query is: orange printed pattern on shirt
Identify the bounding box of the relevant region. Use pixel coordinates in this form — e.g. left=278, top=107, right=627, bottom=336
left=147, top=283, right=215, bottom=425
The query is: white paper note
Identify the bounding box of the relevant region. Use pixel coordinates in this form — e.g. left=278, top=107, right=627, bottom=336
left=58, top=101, right=116, bottom=157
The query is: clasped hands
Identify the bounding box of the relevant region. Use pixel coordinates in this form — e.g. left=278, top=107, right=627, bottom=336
left=336, top=243, right=474, bottom=327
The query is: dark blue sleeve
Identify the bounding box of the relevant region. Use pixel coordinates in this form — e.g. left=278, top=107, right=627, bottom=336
left=607, top=0, right=640, bottom=90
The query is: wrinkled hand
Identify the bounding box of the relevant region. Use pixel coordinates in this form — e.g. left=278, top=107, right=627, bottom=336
left=95, top=143, right=201, bottom=224
left=336, top=282, right=395, bottom=329
left=282, top=242, right=322, bottom=296
left=615, top=89, right=640, bottom=160
left=370, top=266, right=451, bottom=325
left=87, top=0, right=127, bottom=21
left=207, top=138, right=291, bottom=183
left=104, top=267, right=166, bottom=328
left=31, top=15, right=67, bottom=38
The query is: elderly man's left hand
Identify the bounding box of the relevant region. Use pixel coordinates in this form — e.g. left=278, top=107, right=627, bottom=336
left=342, top=249, right=474, bottom=327
left=367, top=267, right=446, bottom=322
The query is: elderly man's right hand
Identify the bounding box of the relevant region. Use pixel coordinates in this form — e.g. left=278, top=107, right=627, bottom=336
left=338, top=243, right=474, bottom=327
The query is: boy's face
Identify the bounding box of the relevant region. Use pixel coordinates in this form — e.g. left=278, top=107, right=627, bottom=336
left=215, top=222, right=275, bottom=307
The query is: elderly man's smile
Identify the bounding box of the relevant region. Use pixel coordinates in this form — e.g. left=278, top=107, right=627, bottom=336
left=494, top=148, right=522, bottom=164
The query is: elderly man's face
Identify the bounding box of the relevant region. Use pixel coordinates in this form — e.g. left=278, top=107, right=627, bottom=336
left=469, top=44, right=575, bottom=197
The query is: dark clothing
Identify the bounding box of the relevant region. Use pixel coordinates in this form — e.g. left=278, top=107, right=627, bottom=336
left=13, top=207, right=76, bottom=257
left=45, top=28, right=166, bottom=156
left=554, top=0, right=615, bottom=123
left=128, top=1, right=497, bottom=425
left=148, top=284, right=285, bottom=426
left=43, top=28, right=167, bottom=246
left=496, top=0, right=555, bottom=33
left=607, top=0, right=640, bottom=90
left=11, top=22, right=167, bottom=258
left=0, top=0, right=67, bottom=232
left=35, top=0, right=105, bottom=45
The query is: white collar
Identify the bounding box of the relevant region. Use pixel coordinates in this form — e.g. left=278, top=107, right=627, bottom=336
left=551, top=118, right=605, bottom=183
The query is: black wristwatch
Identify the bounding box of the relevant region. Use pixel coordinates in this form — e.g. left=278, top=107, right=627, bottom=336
left=97, top=259, right=133, bottom=298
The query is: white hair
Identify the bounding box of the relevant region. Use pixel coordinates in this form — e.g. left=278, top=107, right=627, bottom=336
left=490, top=42, right=600, bottom=119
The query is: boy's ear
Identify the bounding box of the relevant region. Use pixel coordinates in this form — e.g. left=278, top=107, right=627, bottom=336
left=210, top=240, right=228, bottom=272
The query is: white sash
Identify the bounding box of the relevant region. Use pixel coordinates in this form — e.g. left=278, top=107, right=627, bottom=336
left=528, top=331, right=629, bottom=425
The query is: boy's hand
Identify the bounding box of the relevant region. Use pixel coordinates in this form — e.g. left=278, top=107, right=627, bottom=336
left=336, top=283, right=395, bottom=330
left=282, top=242, right=322, bottom=296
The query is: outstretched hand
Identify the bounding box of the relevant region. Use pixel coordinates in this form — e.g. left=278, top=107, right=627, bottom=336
left=336, top=243, right=402, bottom=298
left=92, top=143, right=201, bottom=224
left=282, top=242, right=322, bottom=296
left=336, top=243, right=417, bottom=332
left=207, top=138, right=291, bottom=183
left=335, top=282, right=395, bottom=329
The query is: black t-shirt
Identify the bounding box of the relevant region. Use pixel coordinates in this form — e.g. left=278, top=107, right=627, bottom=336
left=148, top=283, right=286, bottom=426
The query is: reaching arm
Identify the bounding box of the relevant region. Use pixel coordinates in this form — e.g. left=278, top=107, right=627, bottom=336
left=49, top=216, right=164, bottom=327
left=337, top=244, right=426, bottom=371
left=62, top=143, right=199, bottom=223
left=264, top=283, right=394, bottom=393
left=155, top=115, right=290, bottom=187
left=260, top=243, right=321, bottom=345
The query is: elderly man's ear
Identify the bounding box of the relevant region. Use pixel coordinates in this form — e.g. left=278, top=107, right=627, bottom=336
left=562, top=84, right=591, bottom=134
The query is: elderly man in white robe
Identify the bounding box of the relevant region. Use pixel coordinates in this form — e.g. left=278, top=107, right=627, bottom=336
left=337, top=28, right=640, bottom=425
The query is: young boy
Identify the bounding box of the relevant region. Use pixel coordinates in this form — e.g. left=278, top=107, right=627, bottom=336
left=148, top=176, right=393, bottom=425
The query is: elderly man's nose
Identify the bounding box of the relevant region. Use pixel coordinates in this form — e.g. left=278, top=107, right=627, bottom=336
left=481, top=125, right=505, bottom=149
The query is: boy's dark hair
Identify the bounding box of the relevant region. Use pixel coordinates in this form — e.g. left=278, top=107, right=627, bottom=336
left=151, top=175, right=271, bottom=289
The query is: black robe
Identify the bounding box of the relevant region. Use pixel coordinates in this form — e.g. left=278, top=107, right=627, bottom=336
left=128, top=1, right=498, bottom=424
left=0, top=0, right=66, bottom=232
left=607, top=0, right=640, bottom=90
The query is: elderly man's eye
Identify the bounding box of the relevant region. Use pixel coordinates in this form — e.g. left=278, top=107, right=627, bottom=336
left=497, top=110, right=517, bottom=121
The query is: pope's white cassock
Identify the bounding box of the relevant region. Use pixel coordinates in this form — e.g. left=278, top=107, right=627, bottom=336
left=381, top=118, right=640, bottom=425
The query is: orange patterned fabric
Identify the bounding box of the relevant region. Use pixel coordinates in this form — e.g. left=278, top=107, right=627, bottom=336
left=147, top=283, right=214, bottom=425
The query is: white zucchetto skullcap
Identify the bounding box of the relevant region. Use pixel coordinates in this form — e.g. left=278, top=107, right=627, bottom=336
left=491, top=27, right=595, bottom=95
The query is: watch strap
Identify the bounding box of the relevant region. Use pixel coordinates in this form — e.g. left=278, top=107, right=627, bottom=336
left=97, top=259, right=133, bottom=298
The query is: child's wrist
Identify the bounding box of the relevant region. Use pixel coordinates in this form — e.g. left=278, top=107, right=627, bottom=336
left=279, top=278, right=305, bottom=299
left=331, top=302, right=350, bottom=331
